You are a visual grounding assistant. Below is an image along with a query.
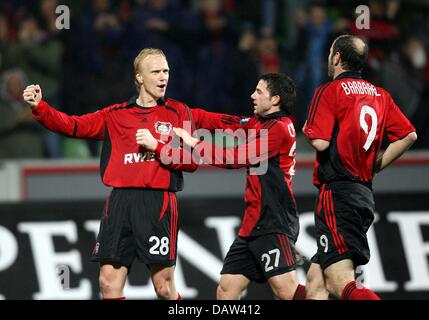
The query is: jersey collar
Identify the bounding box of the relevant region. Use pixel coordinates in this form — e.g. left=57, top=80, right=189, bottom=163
left=334, top=71, right=363, bottom=80
left=259, top=110, right=288, bottom=121
left=126, top=96, right=166, bottom=107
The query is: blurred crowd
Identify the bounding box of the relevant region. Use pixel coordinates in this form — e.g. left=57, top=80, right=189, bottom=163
left=1, top=0, right=429, bottom=159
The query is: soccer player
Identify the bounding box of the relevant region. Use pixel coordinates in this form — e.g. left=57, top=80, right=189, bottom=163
left=138, top=73, right=307, bottom=300
left=23, top=48, right=197, bottom=300
left=302, top=35, right=417, bottom=300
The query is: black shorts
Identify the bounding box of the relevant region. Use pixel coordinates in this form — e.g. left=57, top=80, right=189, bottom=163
left=221, top=234, right=297, bottom=283
left=91, top=188, right=179, bottom=269
left=311, top=181, right=375, bottom=270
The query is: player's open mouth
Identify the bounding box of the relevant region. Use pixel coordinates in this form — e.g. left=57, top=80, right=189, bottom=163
left=158, top=85, right=166, bottom=89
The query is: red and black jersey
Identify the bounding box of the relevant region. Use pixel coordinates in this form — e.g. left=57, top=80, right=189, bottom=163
left=191, top=108, right=299, bottom=240
left=32, top=97, right=197, bottom=191
left=304, top=71, right=416, bottom=187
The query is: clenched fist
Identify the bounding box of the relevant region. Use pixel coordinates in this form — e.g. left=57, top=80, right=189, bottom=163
left=136, top=129, right=158, bottom=151
left=23, top=85, right=42, bottom=109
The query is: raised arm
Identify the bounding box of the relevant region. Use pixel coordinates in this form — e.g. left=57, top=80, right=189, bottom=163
left=23, top=84, right=106, bottom=140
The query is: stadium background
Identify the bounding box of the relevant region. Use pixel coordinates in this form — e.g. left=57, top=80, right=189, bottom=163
left=0, top=0, right=429, bottom=299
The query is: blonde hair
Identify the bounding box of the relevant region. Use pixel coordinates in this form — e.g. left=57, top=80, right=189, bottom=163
left=134, top=48, right=166, bottom=91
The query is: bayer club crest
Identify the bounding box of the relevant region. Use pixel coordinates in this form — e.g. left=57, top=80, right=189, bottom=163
left=155, top=121, right=173, bottom=135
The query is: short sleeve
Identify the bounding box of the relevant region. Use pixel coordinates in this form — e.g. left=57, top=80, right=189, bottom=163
left=303, top=83, right=336, bottom=141
left=385, top=94, right=416, bottom=142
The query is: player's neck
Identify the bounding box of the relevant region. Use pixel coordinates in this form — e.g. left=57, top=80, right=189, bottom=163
left=260, top=106, right=281, bottom=117
left=136, top=95, right=157, bottom=108
left=333, top=67, right=347, bottom=80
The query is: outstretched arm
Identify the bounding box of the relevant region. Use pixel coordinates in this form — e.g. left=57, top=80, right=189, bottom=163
left=136, top=129, right=197, bottom=172
left=191, top=108, right=248, bottom=131
left=23, top=84, right=106, bottom=140
left=173, top=126, right=282, bottom=170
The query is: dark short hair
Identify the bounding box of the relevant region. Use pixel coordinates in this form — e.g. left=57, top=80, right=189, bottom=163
left=332, top=34, right=368, bottom=72
left=260, top=73, right=296, bottom=116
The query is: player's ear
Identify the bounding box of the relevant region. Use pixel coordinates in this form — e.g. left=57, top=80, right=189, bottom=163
left=334, top=52, right=341, bottom=66
left=271, top=95, right=280, bottom=106
left=136, top=73, right=143, bottom=85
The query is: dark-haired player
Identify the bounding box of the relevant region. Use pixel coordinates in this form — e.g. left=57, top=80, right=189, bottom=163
left=303, top=35, right=417, bottom=300
left=144, top=73, right=307, bottom=300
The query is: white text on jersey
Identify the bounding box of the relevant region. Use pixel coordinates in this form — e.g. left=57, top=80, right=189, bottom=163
left=341, top=81, right=381, bottom=96
left=124, top=152, right=155, bottom=164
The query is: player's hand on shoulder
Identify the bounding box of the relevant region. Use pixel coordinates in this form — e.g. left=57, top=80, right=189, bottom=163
left=23, top=84, right=42, bottom=109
